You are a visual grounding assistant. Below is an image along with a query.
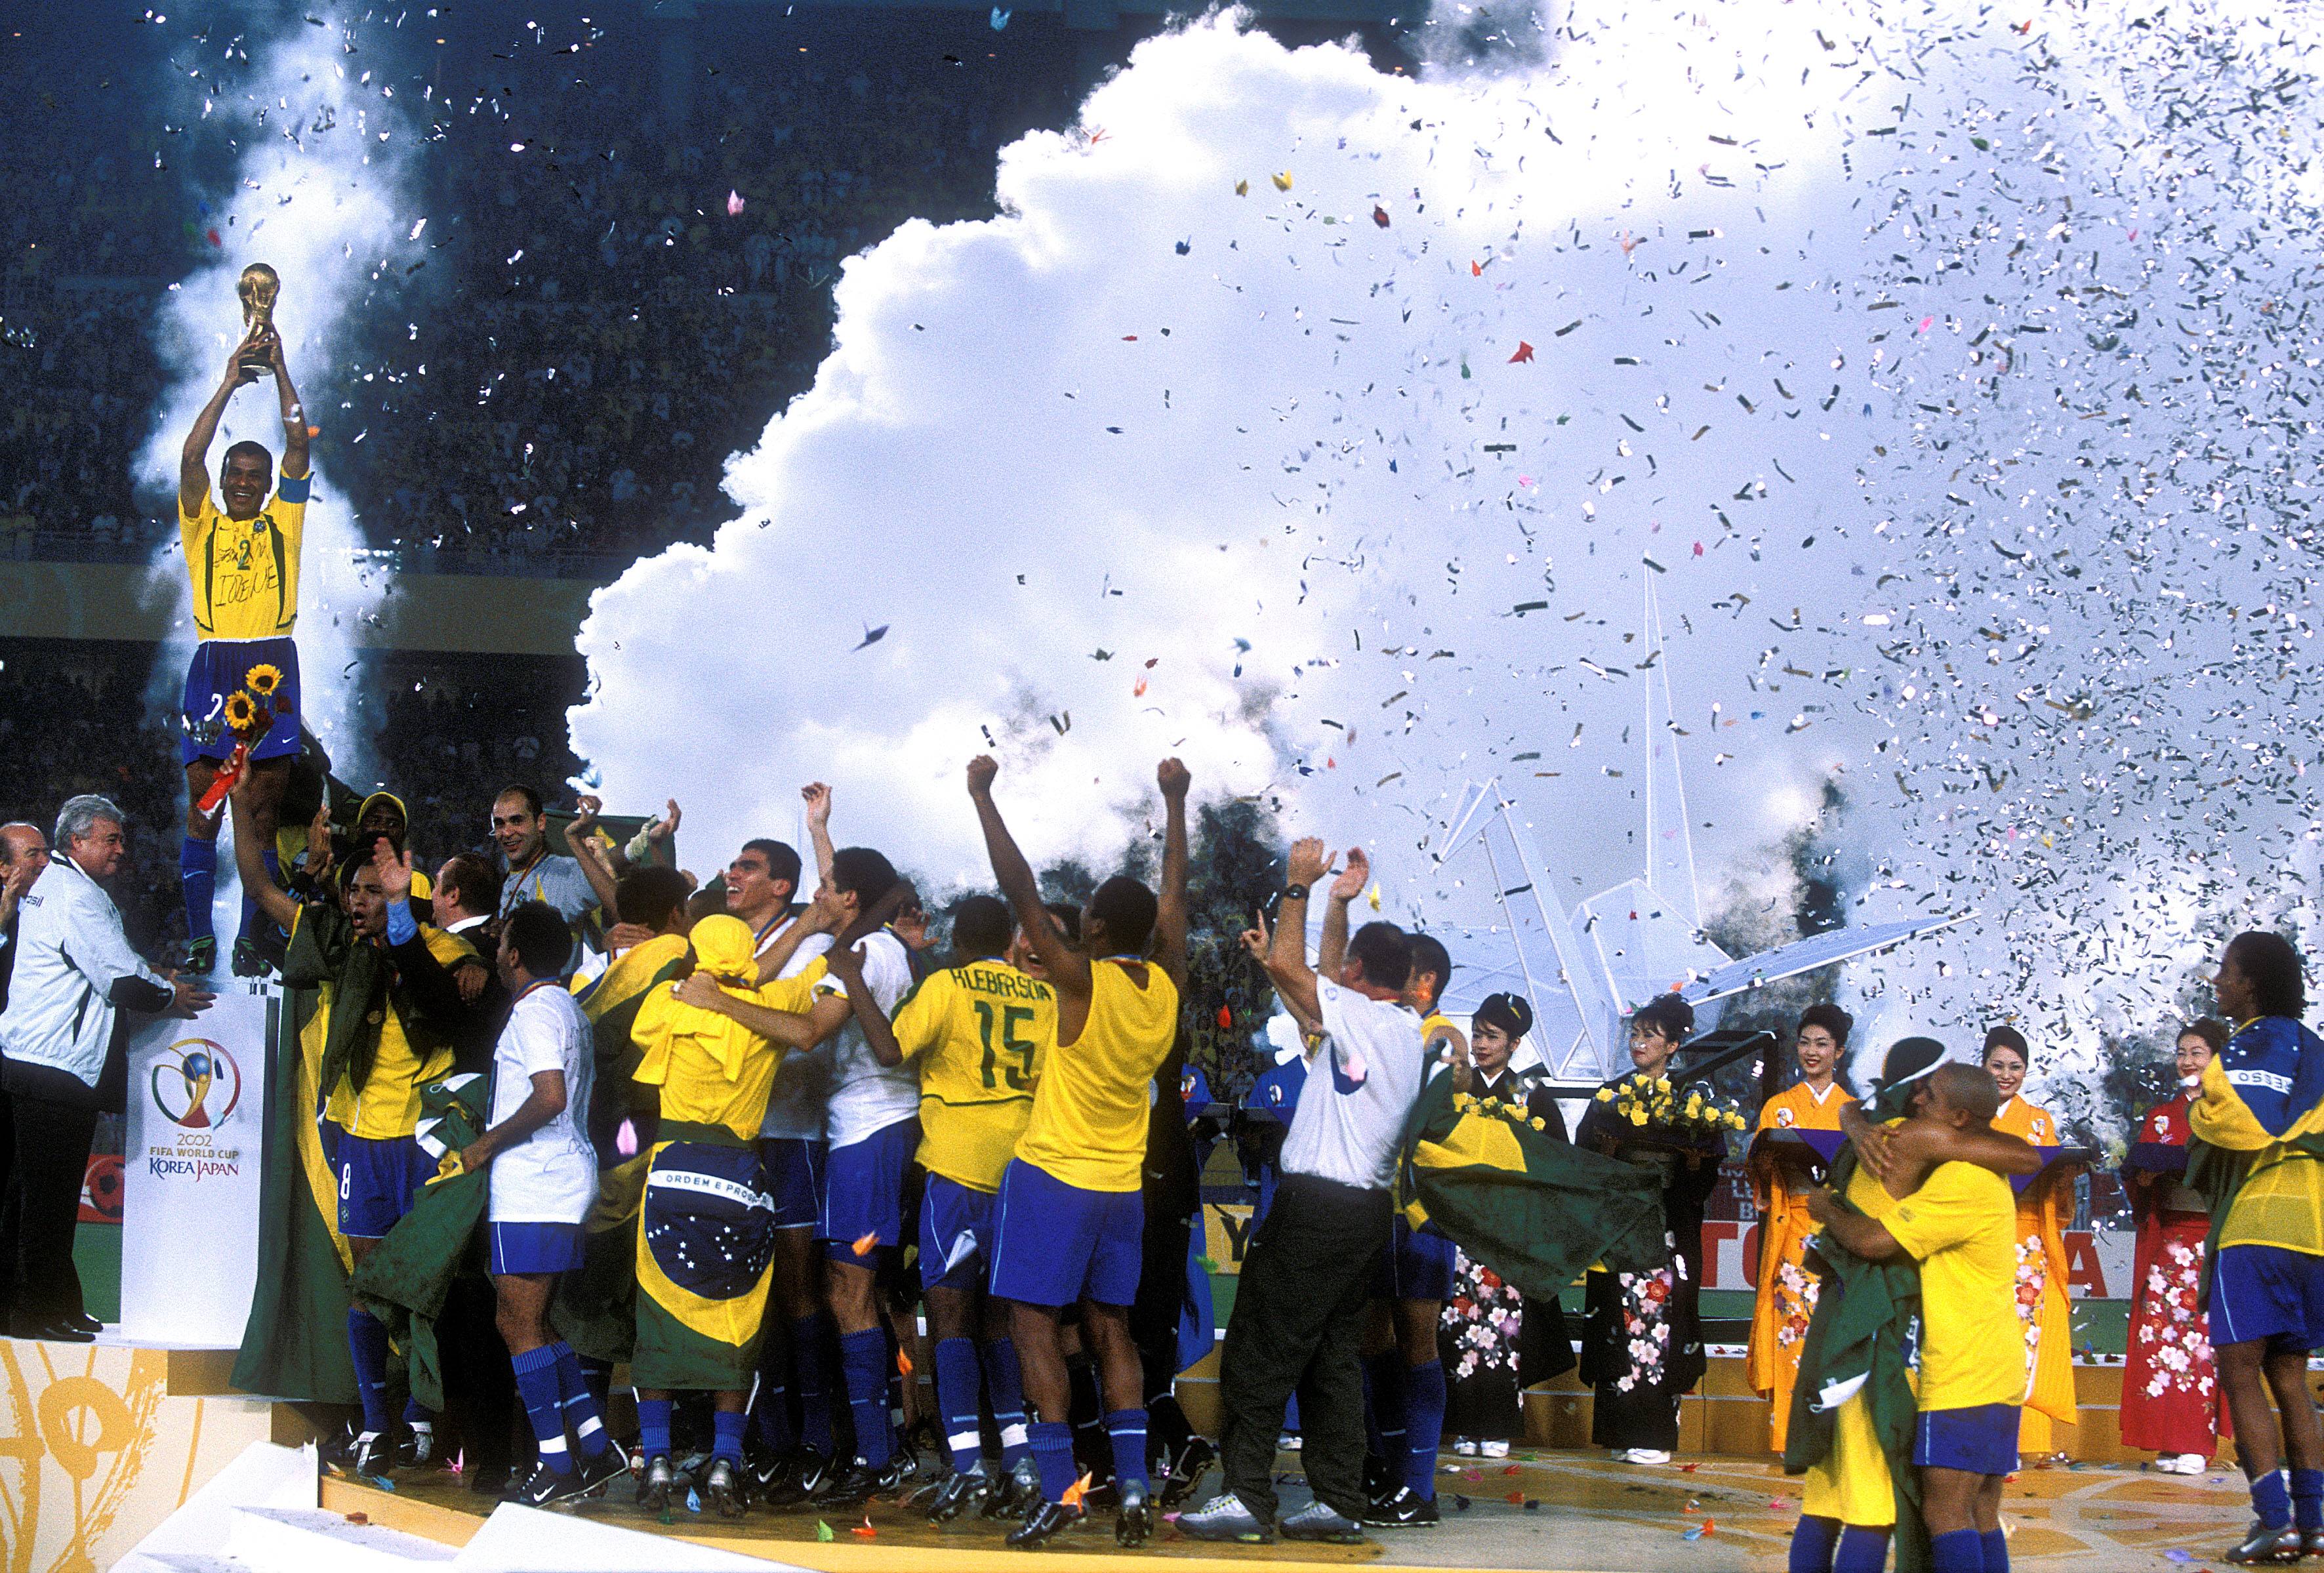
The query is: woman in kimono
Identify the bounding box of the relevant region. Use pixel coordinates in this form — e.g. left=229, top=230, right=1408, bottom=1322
left=1438, top=993, right=1572, bottom=1455
left=1576, top=993, right=1724, bottom=1465
left=1985, top=1024, right=2081, bottom=1461
left=2119, top=1017, right=2232, bottom=1473
left=1745, top=1003, right=1854, bottom=1453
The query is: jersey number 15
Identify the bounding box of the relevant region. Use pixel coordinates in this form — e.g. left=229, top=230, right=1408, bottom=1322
left=973, top=1001, right=1037, bottom=1091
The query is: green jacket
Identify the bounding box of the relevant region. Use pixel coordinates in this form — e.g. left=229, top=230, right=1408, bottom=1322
left=349, top=1072, right=490, bottom=1413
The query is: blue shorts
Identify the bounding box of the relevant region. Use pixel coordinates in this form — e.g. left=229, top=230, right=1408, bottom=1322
left=181, top=636, right=302, bottom=765
left=336, top=1132, right=435, bottom=1239
left=920, top=1173, right=1000, bottom=1293
left=1372, top=1216, right=1458, bottom=1301
left=760, top=1136, right=828, bottom=1231
left=2211, top=1243, right=2324, bottom=1353
left=818, top=1118, right=919, bottom=1260
left=488, top=1220, right=586, bottom=1276
left=989, top=1157, right=1144, bottom=1308
left=1913, top=1404, right=2020, bottom=1476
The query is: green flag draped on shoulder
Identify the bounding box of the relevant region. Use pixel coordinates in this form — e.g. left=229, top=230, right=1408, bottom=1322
left=350, top=1074, right=491, bottom=1414
left=1396, top=1075, right=1671, bottom=1297
left=232, top=981, right=357, bottom=1404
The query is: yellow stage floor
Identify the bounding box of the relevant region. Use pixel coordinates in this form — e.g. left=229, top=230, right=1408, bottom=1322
left=318, top=1446, right=2258, bottom=1572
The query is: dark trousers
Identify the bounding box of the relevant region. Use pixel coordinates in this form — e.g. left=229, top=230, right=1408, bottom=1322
left=0, top=1081, right=18, bottom=1322
left=7, top=1092, right=98, bottom=1323
left=1217, top=1174, right=1391, bottom=1524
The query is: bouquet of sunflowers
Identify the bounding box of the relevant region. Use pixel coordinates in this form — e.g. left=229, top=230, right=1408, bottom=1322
left=190, top=661, right=292, bottom=815
left=1595, top=1071, right=1749, bottom=1137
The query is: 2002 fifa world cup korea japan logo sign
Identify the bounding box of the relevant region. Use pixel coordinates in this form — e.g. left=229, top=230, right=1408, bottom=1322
left=151, top=1038, right=242, bottom=1130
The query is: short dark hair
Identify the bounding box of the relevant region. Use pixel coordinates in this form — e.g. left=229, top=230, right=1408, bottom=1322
left=949, top=893, right=1012, bottom=961
left=830, top=846, right=900, bottom=907
left=1088, top=874, right=1157, bottom=954
left=1930, top=1061, right=2001, bottom=1123
left=741, top=838, right=802, bottom=890
left=1345, top=922, right=1412, bottom=991
left=1408, top=933, right=1452, bottom=1006
left=2228, top=931, right=2308, bottom=1019
left=1798, top=1002, right=1853, bottom=1048
left=684, top=887, right=727, bottom=924
left=437, top=852, right=501, bottom=918
left=1632, top=992, right=1695, bottom=1043
left=1042, top=901, right=1082, bottom=947
left=494, top=784, right=544, bottom=817
left=617, top=865, right=692, bottom=931
left=2182, top=1016, right=2231, bottom=1055
left=222, top=439, right=274, bottom=472
left=503, top=899, right=573, bottom=978
left=1982, top=1025, right=2029, bottom=1063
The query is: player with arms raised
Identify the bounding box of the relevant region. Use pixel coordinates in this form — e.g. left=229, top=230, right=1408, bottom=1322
left=176, top=333, right=312, bottom=976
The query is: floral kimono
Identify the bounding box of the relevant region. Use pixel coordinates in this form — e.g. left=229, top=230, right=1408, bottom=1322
left=2118, top=1090, right=2228, bottom=1458
left=1439, top=1068, right=1573, bottom=1440
left=1993, top=1093, right=2080, bottom=1453
left=1745, top=1077, right=1848, bottom=1452
left=1576, top=1072, right=1725, bottom=1452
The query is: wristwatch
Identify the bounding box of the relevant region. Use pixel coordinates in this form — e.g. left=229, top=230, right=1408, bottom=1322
left=1282, top=882, right=1309, bottom=901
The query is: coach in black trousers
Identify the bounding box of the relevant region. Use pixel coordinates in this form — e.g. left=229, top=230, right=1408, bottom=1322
left=1182, top=842, right=1425, bottom=1545
left=0, top=798, right=209, bottom=1341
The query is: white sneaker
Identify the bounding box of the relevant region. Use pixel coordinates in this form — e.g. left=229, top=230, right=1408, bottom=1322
left=1480, top=1439, right=1510, bottom=1459
left=1276, top=1431, right=1303, bottom=1452
left=2156, top=1452, right=2207, bottom=1475
left=1620, top=1448, right=1672, bottom=1465
left=1452, top=1438, right=1478, bottom=1456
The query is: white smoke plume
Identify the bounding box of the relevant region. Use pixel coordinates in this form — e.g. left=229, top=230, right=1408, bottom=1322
left=570, top=1, right=2321, bottom=1112
left=136, top=7, right=424, bottom=785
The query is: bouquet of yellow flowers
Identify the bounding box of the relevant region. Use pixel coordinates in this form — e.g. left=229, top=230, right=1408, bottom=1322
left=1594, top=1071, right=1748, bottom=1137
left=190, top=661, right=293, bottom=815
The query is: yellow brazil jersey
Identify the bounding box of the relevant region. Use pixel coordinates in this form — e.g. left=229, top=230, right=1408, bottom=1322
left=1421, top=1011, right=1456, bottom=1045
left=180, top=474, right=308, bottom=640
left=894, top=960, right=1057, bottom=1193
left=632, top=966, right=823, bottom=1141
left=1883, top=1159, right=2026, bottom=1411
left=1801, top=1126, right=1910, bottom=1528
left=316, top=915, right=475, bottom=1141
left=1015, top=958, right=1178, bottom=1194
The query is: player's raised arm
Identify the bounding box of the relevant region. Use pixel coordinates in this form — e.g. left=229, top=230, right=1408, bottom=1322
left=226, top=779, right=301, bottom=933
left=1316, top=845, right=1367, bottom=978
left=180, top=344, right=255, bottom=518
left=802, top=782, right=838, bottom=887
left=1154, top=758, right=1192, bottom=992
left=1259, top=837, right=1330, bottom=1026
left=268, top=334, right=309, bottom=481
left=968, top=756, right=1090, bottom=1001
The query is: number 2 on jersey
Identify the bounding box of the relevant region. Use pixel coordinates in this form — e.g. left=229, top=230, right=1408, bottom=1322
left=973, top=1000, right=1037, bottom=1090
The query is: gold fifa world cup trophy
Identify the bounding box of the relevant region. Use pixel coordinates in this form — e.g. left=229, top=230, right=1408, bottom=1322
left=235, top=262, right=281, bottom=375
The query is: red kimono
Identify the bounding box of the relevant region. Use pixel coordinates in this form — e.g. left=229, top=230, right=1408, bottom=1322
left=2118, top=1092, right=2228, bottom=1458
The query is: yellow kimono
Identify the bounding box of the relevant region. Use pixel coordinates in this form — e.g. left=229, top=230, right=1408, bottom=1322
left=1747, top=1078, right=1848, bottom=1451
left=1993, top=1093, right=2078, bottom=1450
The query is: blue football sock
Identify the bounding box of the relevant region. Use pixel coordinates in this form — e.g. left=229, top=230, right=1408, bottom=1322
left=1833, top=1526, right=1892, bottom=1573
left=1930, top=1528, right=1983, bottom=1573
left=1105, top=1408, right=1149, bottom=1491
left=1365, top=1347, right=1406, bottom=1464
left=1403, top=1358, right=1446, bottom=1499
left=346, top=1309, right=392, bottom=1436
left=713, top=1409, right=747, bottom=1467
left=1029, top=1419, right=1077, bottom=1504
left=2254, top=1467, right=2293, bottom=1530
left=635, top=1396, right=673, bottom=1459
left=986, top=1337, right=1030, bottom=1467
left=935, top=1338, right=984, bottom=1474
left=548, top=1342, right=610, bottom=1461
left=1788, top=1514, right=1840, bottom=1573
left=239, top=847, right=281, bottom=945
left=752, top=1372, right=794, bottom=1454
left=401, top=1394, right=432, bottom=1427
left=793, top=1315, right=835, bottom=1456
left=512, top=1345, right=571, bottom=1473
left=839, top=1327, right=893, bottom=1467
left=181, top=836, right=217, bottom=945
left=578, top=1353, right=613, bottom=1412
left=2294, top=1467, right=2324, bottom=1532
left=1980, top=1526, right=2008, bottom=1573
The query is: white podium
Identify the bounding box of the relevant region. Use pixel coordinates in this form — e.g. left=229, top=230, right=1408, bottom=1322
left=121, top=981, right=274, bottom=1347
